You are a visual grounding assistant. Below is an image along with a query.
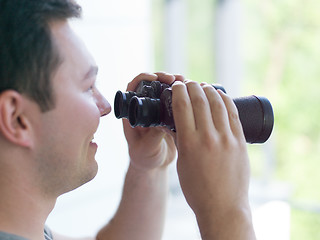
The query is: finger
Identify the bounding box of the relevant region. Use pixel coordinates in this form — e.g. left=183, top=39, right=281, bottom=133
left=122, top=118, right=139, bottom=142
left=154, top=72, right=185, bottom=84
left=202, top=84, right=231, bottom=134
left=123, top=118, right=167, bottom=146
left=173, top=74, right=185, bottom=82
left=218, top=90, right=246, bottom=141
left=154, top=72, right=175, bottom=85
left=186, top=81, right=214, bottom=132
left=172, top=81, right=196, bottom=137
left=126, top=72, right=158, bottom=91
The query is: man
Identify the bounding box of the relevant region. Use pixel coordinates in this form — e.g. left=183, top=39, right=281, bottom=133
left=0, top=0, right=256, bottom=239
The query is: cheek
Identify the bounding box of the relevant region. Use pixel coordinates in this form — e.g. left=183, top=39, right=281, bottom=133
left=70, top=98, right=101, bottom=134
left=51, top=94, right=101, bottom=149
left=34, top=90, right=101, bottom=187
left=48, top=87, right=101, bottom=143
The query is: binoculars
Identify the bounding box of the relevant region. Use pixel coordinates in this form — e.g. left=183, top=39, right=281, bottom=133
left=114, top=80, right=274, bottom=144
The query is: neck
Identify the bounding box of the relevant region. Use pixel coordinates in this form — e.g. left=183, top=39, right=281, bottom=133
left=0, top=164, right=57, bottom=240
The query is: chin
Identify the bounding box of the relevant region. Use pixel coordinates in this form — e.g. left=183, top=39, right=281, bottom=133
left=68, top=160, right=99, bottom=193
left=84, top=159, right=99, bottom=182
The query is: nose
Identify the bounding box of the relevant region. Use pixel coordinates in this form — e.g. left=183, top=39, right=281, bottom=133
left=95, top=90, right=111, bottom=117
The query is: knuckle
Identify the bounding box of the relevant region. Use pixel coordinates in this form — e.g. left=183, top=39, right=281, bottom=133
left=137, top=72, right=153, bottom=78
left=202, top=85, right=214, bottom=95
left=201, top=132, right=219, bottom=150
left=186, top=80, right=197, bottom=84
left=155, top=71, right=168, bottom=76
left=185, top=80, right=198, bottom=88
left=213, top=99, right=225, bottom=112
left=229, top=110, right=240, bottom=123
left=202, top=131, right=237, bottom=152
left=220, top=134, right=236, bottom=147
left=210, top=135, right=236, bottom=154
left=127, top=72, right=157, bottom=91
left=179, top=138, right=194, bottom=151
left=220, top=133, right=246, bottom=152
left=173, top=97, right=189, bottom=111
left=192, top=95, right=207, bottom=106
left=174, top=74, right=185, bottom=81
left=126, top=81, right=133, bottom=91
left=202, top=84, right=214, bottom=90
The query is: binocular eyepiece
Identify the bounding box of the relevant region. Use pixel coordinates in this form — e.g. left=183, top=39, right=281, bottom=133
left=114, top=80, right=274, bottom=144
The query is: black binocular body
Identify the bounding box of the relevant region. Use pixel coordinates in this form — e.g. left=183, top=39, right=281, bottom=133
left=114, top=80, right=274, bottom=144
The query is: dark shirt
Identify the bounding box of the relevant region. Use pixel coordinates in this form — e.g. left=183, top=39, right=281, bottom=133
left=0, top=226, right=53, bottom=240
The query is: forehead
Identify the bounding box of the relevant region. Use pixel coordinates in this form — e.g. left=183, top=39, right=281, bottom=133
left=49, top=20, right=96, bottom=80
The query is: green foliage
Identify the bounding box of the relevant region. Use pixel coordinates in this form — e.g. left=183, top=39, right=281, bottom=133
left=152, top=0, right=320, bottom=238
left=185, top=0, right=215, bottom=81
left=291, top=209, right=320, bottom=240
left=243, top=0, right=320, bottom=238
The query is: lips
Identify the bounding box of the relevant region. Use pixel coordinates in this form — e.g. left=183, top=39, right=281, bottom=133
left=89, top=137, right=98, bottom=150
left=90, top=136, right=97, bottom=146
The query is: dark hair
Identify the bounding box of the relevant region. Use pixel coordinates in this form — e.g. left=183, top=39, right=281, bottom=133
left=0, top=0, right=82, bottom=111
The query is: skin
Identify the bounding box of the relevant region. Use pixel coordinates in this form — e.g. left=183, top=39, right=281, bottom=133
left=0, top=18, right=256, bottom=240
left=0, top=20, right=110, bottom=240
left=96, top=72, right=183, bottom=240
left=34, top=21, right=111, bottom=198
left=172, top=81, right=256, bottom=239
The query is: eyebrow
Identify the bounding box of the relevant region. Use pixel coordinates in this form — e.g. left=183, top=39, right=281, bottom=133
left=83, top=66, right=99, bottom=81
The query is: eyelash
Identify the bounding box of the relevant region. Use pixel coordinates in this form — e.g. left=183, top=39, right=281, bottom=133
left=87, top=83, right=95, bottom=93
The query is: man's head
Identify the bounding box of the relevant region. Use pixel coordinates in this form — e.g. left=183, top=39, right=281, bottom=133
left=0, top=0, right=82, bottom=111
left=0, top=0, right=111, bottom=198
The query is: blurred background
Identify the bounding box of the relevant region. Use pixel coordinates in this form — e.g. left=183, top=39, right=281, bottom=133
left=46, top=0, right=320, bottom=239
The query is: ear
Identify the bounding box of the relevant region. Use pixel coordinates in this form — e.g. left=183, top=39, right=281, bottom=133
left=0, top=90, right=34, bottom=148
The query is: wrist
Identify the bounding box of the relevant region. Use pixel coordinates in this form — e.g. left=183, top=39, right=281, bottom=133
left=127, top=161, right=169, bottom=178
left=196, top=203, right=256, bottom=240
left=123, top=162, right=170, bottom=208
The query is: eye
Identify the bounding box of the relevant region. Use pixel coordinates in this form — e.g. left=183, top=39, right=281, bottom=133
left=84, top=78, right=97, bottom=94
left=87, top=85, right=95, bottom=93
